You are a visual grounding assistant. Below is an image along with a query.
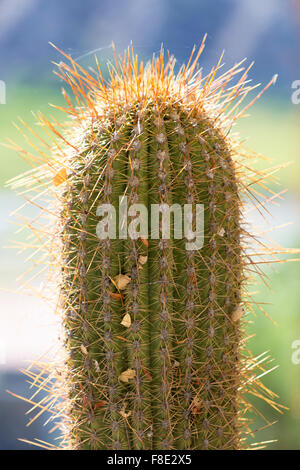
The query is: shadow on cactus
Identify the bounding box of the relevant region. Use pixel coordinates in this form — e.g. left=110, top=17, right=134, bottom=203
left=8, top=38, right=294, bottom=450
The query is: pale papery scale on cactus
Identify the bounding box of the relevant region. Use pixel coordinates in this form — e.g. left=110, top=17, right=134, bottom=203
left=7, top=38, right=297, bottom=450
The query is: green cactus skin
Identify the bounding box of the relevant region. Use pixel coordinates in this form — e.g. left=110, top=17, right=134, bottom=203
left=60, top=100, right=243, bottom=450
left=9, top=44, right=282, bottom=450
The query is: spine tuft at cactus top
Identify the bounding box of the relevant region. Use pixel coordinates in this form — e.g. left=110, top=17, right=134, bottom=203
left=10, top=41, right=282, bottom=450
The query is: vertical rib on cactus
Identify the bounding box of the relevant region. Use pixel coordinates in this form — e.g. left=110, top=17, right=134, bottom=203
left=148, top=117, right=175, bottom=450
left=124, top=111, right=153, bottom=449
left=8, top=42, right=288, bottom=450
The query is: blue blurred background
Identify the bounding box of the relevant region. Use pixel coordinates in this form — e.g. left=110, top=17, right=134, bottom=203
left=0, top=0, right=299, bottom=449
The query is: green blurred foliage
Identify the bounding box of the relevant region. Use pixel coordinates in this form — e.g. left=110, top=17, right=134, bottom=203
left=0, top=85, right=64, bottom=188
left=236, top=99, right=300, bottom=449
left=246, top=260, right=300, bottom=449
left=235, top=99, right=300, bottom=192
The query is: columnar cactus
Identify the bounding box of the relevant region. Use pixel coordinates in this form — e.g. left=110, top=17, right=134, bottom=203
left=10, top=43, right=281, bottom=450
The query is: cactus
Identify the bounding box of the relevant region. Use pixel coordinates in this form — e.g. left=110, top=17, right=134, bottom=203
left=9, top=42, right=283, bottom=450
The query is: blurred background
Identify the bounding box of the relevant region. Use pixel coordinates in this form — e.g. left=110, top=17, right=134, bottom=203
left=0, top=0, right=299, bottom=450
